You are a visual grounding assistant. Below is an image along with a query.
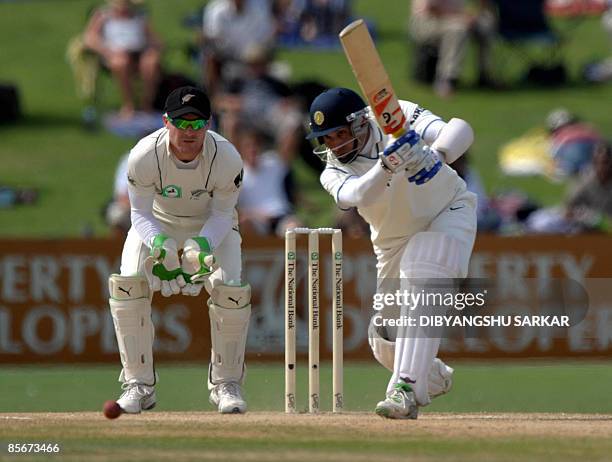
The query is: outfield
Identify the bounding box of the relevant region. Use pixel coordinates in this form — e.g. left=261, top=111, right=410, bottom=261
left=1, top=362, right=612, bottom=461
left=1, top=1, right=612, bottom=237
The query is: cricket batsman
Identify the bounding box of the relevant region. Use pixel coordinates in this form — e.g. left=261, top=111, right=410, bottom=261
left=108, top=86, right=251, bottom=414
left=307, top=87, right=477, bottom=419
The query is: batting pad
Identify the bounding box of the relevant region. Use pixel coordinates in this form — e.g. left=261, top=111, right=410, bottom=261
left=108, top=274, right=155, bottom=386
left=207, top=283, right=251, bottom=388
left=390, top=232, right=462, bottom=405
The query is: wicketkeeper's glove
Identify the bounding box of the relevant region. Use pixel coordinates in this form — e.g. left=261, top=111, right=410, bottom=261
left=180, top=237, right=218, bottom=296
left=143, top=234, right=186, bottom=297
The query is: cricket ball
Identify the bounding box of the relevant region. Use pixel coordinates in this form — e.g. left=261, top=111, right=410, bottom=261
left=103, top=400, right=122, bottom=419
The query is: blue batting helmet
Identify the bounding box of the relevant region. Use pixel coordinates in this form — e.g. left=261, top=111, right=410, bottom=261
left=306, top=88, right=367, bottom=140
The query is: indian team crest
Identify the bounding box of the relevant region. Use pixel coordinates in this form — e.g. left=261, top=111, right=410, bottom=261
left=162, top=185, right=182, bottom=198
left=314, top=111, right=325, bottom=126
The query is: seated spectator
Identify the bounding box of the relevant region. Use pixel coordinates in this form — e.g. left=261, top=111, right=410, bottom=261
left=546, top=108, right=603, bottom=178
left=272, top=0, right=303, bottom=45
left=489, top=190, right=540, bottom=234
left=272, top=0, right=352, bottom=47
left=298, top=0, right=352, bottom=44
left=449, top=152, right=501, bottom=231
left=236, top=124, right=302, bottom=236
left=104, top=152, right=131, bottom=238
left=526, top=141, right=612, bottom=234
left=84, top=0, right=162, bottom=118
left=566, top=140, right=612, bottom=230
left=409, top=0, right=496, bottom=97
left=0, top=185, right=38, bottom=209
left=214, top=44, right=303, bottom=160
left=202, top=0, right=276, bottom=96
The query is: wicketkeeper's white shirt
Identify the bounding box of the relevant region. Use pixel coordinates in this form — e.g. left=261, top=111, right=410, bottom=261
left=127, top=127, right=243, bottom=248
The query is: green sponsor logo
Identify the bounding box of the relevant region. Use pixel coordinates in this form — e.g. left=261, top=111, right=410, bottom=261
left=335, top=252, right=342, bottom=260
left=162, top=185, right=182, bottom=198
left=287, top=251, right=296, bottom=260
left=311, top=252, right=319, bottom=260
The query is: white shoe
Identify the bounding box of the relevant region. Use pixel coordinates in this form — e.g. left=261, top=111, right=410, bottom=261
left=209, top=382, right=247, bottom=414
left=375, top=382, right=418, bottom=420
left=428, top=358, right=453, bottom=399
left=116, top=383, right=156, bottom=414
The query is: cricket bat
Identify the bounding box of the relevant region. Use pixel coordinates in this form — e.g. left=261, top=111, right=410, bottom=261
left=339, top=19, right=407, bottom=139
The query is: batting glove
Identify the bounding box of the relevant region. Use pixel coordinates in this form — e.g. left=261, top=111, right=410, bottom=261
left=380, top=130, right=442, bottom=185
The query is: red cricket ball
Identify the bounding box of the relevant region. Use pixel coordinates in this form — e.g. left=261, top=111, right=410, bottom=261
left=103, top=400, right=122, bottom=419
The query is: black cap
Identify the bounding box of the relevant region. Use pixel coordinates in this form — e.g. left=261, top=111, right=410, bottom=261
left=164, top=86, right=211, bottom=119
left=306, top=87, right=366, bottom=140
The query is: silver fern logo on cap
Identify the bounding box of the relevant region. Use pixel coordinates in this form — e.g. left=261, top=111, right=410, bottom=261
left=181, top=94, right=195, bottom=104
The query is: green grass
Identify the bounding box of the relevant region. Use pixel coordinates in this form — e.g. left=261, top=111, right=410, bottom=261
left=1, top=361, right=611, bottom=413
left=1, top=1, right=612, bottom=236
left=2, top=362, right=612, bottom=462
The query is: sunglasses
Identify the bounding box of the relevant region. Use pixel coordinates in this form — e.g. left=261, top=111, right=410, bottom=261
left=166, top=116, right=208, bottom=130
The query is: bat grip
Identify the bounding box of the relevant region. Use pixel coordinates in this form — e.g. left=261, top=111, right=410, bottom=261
left=390, top=127, right=407, bottom=139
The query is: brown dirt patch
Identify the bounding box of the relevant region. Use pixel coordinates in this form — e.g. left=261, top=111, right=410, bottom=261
left=2, top=411, right=612, bottom=439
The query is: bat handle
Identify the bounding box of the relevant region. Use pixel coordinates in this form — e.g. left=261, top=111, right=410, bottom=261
left=390, top=127, right=407, bottom=139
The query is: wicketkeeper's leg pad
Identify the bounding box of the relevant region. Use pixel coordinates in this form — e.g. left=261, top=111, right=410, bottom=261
left=207, top=283, right=252, bottom=389
left=108, top=274, right=156, bottom=386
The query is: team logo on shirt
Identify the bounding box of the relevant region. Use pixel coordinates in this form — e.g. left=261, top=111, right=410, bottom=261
left=314, top=111, right=325, bottom=126
left=162, top=185, right=182, bottom=198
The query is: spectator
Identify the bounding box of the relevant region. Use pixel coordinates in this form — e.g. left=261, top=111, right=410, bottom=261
left=0, top=185, right=38, bottom=209
left=202, top=0, right=276, bottom=96
left=214, top=44, right=303, bottom=161
left=272, top=0, right=303, bottom=45
left=104, top=152, right=131, bottom=238
left=449, top=152, right=501, bottom=231
left=409, top=0, right=496, bottom=97
left=236, top=124, right=302, bottom=236
left=298, top=0, right=352, bottom=44
left=526, top=141, right=612, bottom=234
left=546, top=108, right=603, bottom=178
left=84, top=0, right=162, bottom=118
left=566, top=140, right=612, bottom=230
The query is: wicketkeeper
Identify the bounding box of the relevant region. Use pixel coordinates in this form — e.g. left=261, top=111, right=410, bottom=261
left=308, top=87, right=477, bottom=419
left=108, top=86, right=251, bottom=414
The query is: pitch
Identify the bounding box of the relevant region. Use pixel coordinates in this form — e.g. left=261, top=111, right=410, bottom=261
left=2, top=411, right=612, bottom=461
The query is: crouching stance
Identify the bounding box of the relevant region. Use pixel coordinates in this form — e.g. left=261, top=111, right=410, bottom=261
left=109, top=86, right=251, bottom=414
left=308, top=88, right=477, bottom=419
